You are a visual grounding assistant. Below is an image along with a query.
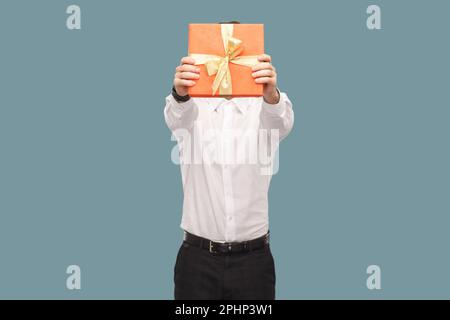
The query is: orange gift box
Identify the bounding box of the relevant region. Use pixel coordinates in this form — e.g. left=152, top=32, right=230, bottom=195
left=188, top=23, right=264, bottom=97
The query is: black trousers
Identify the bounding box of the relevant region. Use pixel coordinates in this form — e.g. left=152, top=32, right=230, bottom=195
left=174, top=239, right=276, bottom=300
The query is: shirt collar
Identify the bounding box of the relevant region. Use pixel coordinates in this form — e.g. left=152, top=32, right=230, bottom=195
left=210, top=97, right=248, bottom=114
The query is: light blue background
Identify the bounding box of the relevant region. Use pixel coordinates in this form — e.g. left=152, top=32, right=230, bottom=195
left=0, top=0, right=449, bottom=299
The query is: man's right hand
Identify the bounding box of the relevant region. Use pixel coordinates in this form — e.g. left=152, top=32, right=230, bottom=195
left=173, top=56, right=200, bottom=97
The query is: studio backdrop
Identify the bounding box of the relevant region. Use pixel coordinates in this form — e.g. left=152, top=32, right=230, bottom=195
left=0, top=0, right=449, bottom=299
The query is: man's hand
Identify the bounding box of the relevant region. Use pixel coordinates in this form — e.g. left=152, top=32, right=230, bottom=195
left=174, top=56, right=200, bottom=97
left=252, top=54, right=280, bottom=104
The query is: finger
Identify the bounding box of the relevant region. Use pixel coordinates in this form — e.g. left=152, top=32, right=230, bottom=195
left=176, top=71, right=200, bottom=80
left=251, top=63, right=274, bottom=72
left=176, top=64, right=200, bottom=73
left=257, top=54, right=271, bottom=63
left=180, top=56, right=196, bottom=65
left=174, top=78, right=196, bottom=87
left=251, top=69, right=275, bottom=78
left=254, top=77, right=276, bottom=85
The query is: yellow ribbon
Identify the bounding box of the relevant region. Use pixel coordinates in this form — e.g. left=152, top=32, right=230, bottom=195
left=190, top=24, right=259, bottom=96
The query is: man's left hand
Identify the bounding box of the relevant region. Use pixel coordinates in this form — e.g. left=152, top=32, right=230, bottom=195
left=252, top=54, right=280, bottom=104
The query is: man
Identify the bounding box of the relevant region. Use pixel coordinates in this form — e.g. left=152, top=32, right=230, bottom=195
left=164, top=23, right=294, bottom=300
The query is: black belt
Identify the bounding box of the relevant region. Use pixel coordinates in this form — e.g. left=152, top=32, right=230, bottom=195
left=183, top=231, right=270, bottom=254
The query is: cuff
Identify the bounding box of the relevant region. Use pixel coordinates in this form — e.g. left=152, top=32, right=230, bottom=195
left=261, top=90, right=288, bottom=117
left=166, top=94, right=195, bottom=118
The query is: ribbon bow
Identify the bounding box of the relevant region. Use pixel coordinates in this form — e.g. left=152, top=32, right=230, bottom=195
left=190, top=24, right=259, bottom=96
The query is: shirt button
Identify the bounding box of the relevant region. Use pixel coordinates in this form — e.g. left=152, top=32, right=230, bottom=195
left=228, top=216, right=233, bottom=221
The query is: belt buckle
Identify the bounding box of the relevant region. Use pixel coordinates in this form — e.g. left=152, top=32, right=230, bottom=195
left=209, top=241, right=216, bottom=254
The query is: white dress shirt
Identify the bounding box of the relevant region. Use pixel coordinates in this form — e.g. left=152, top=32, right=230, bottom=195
left=164, top=91, right=294, bottom=242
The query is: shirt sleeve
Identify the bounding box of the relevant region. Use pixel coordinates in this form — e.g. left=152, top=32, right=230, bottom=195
left=259, top=90, right=294, bottom=141
left=163, top=94, right=199, bottom=132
